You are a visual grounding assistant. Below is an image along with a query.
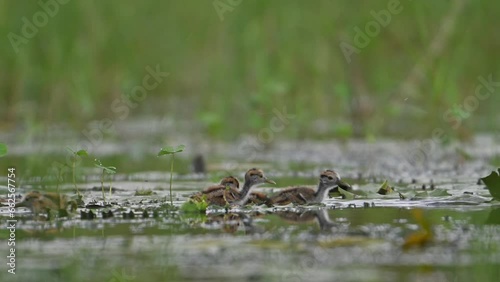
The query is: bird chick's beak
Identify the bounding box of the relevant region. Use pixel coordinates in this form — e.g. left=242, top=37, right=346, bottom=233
left=15, top=201, right=26, bottom=208
left=265, top=178, right=276, bottom=185
left=337, top=180, right=352, bottom=190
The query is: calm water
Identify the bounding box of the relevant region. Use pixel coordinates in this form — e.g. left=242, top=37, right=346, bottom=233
left=1, top=134, right=500, bottom=281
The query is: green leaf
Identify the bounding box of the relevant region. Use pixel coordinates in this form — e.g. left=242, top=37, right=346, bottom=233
left=481, top=168, right=500, bottom=201
left=158, top=144, right=185, bottom=156
left=76, top=149, right=88, bottom=156
left=0, top=143, right=7, bottom=157
left=103, top=166, right=117, bottom=174
left=94, top=163, right=116, bottom=174
left=377, top=180, right=393, bottom=195
left=181, top=199, right=208, bottom=213
left=338, top=187, right=356, bottom=200
left=428, top=188, right=451, bottom=197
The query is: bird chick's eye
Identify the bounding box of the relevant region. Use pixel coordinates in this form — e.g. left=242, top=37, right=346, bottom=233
left=328, top=176, right=334, bottom=180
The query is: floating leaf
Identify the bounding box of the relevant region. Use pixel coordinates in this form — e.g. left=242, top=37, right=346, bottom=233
left=158, top=144, right=185, bottom=156
left=0, top=143, right=7, bottom=157
left=428, top=188, right=451, bottom=197
left=377, top=180, right=393, bottom=195
left=338, top=187, right=356, bottom=200
left=481, top=168, right=500, bottom=201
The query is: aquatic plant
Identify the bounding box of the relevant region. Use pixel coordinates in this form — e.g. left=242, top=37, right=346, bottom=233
left=181, top=197, right=208, bottom=213
left=158, top=144, right=185, bottom=206
left=481, top=168, right=500, bottom=201
left=377, top=180, right=394, bottom=195
left=66, top=148, right=88, bottom=197
left=94, top=159, right=117, bottom=202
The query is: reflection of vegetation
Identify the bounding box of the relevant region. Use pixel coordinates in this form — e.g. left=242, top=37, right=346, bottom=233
left=402, top=209, right=432, bottom=250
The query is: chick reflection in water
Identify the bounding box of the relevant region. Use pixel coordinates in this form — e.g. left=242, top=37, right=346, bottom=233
left=275, top=209, right=339, bottom=231
left=202, top=213, right=262, bottom=234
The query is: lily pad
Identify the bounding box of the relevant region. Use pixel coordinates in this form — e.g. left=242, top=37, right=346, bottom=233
left=428, top=188, right=451, bottom=197
left=413, top=188, right=451, bottom=199
left=481, top=168, right=500, bottom=201
left=0, top=143, right=7, bottom=157
left=158, top=145, right=186, bottom=156
left=338, top=187, right=357, bottom=200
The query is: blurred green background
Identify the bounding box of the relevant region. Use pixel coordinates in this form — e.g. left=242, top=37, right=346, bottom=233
left=1, top=0, right=499, bottom=140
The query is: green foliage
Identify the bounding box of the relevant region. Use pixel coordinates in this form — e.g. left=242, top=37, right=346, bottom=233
left=377, top=180, right=394, bottom=195
left=157, top=145, right=185, bottom=156
left=181, top=199, right=208, bottom=213
left=481, top=168, right=500, bottom=201
left=338, top=187, right=356, bottom=200
left=1, top=1, right=499, bottom=139
left=94, top=159, right=117, bottom=175
left=66, top=147, right=88, bottom=197
left=0, top=143, right=7, bottom=157
left=95, top=159, right=117, bottom=201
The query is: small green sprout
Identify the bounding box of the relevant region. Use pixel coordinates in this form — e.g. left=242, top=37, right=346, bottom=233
left=157, top=144, right=185, bottom=206
left=94, top=159, right=117, bottom=203
left=66, top=147, right=88, bottom=196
